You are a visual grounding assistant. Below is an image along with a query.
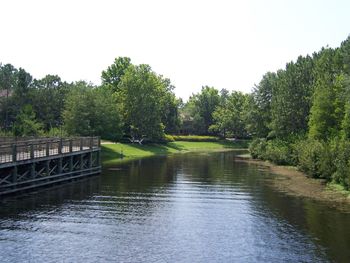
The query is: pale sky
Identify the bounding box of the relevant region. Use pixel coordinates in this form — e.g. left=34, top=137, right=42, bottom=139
left=0, top=0, right=349, bottom=100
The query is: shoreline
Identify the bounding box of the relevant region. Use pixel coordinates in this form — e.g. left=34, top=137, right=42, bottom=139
left=101, top=141, right=248, bottom=166
left=235, top=155, right=350, bottom=210
left=102, top=142, right=350, bottom=210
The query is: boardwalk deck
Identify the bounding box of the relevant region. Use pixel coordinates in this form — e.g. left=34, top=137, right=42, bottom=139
left=0, top=137, right=101, bottom=196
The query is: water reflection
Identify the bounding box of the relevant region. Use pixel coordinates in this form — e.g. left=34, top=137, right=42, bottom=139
left=0, top=152, right=349, bottom=262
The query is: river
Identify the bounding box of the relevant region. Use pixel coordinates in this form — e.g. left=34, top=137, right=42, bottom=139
left=0, top=151, right=350, bottom=262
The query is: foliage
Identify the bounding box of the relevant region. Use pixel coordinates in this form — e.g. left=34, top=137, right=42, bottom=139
left=12, top=105, right=43, bottom=136
left=341, top=75, right=350, bottom=139
left=264, top=139, right=295, bottom=165
left=308, top=49, right=345, bottom=140
left=244, top=73, right=275, bottom=138
left=44, top=127, right=68, bottom=137
left=270, top=56, right=314, bottom=138
left=63, top=82, right=122, bottom=140
left=210, top=91, right=249, bottom=138
left=164, top=134, right=175, bottom=142
left=101, top=57, right=131, bottom=92
left=249, top=138, right=294, bottom=165
left=294, top=138, right=334, bottom=179
left=249, top=138, right=268, bottom=159
left=30, top=75, right=70, bottom=130
left=172, top=135, right=220, bottom=142
left=332, top=139, right=350, bottom=189
left=3, top=34, right=350, bottom=189
left=181, top=86, right=220, bottom=135
left=117, top=64, right=168, bottom=140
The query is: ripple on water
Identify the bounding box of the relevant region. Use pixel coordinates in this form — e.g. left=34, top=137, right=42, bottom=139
left=0, top=152, right=347, bottom=262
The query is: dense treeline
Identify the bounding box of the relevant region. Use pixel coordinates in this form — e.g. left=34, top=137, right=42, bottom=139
left=0, top=58, right=181, bottom=141
left=1, top=36, right=350, bottom=189
left=248, top=36, right=350, bottom=190
left=0, top=58, right=249, bottom=141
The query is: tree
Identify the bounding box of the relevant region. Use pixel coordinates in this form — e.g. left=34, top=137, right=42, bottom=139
left=101, top=57, right=132, bottom=92
left=63, top=82, right=122, bottom=140
left=117, top=64, right=168, bottom=140
left=186, top=86, right=220, bottom=135
left=30, top=75, right=69, bottom=130
left=161, top=91, right=180, bottom=134
left=0, top=63, right=18, bottom=130
left=308, top=48, right=344, bottom=140
left=12, top=105, right=43, bottom=136
left=210, top=91, right=249, bottom=138
left=244, top=72, right=276, bottom=138
left=270, top=56, right=314, bottom=138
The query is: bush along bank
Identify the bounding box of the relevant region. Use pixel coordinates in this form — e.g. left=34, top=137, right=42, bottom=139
left=249, top=137, right=350, bottom=190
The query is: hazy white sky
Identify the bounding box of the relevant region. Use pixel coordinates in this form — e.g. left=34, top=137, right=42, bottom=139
left=1, top=0, right=349, bottom=100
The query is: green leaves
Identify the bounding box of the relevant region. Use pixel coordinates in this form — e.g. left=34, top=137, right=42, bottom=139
left=101, top=57, right=132, bottom=92
left=12, top=105, right=43, bottom=136
left=63, top=82, right=123, bottom=140
left=118, top=64, right=169, bottom=140
left=211, top=91, right=248, bottom=138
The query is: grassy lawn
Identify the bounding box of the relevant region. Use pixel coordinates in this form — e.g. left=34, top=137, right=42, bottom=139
left=102, top=140, right=249, bottom=165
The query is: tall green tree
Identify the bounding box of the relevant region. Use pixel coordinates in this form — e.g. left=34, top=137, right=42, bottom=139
left=186, top=86, right=220, bottom=135
left=118, top=64, right=169, bottom=140
left=341, top=75, right=350, bottom=139
left=270, top=56, right=314, bottom=138
left=101, top=57, right=132, bottom=92
left=0, top=64, right=18, bottom=130
left=63, top=82, right=122, bottom=140
left=31, top=75, right=69, bottom=130
left=245, top=72, right=276, bottom=138
left=308, top=48, right=344, bottom=139
left=210, top=91, right=249, bottom=138
left=12, top=105, right=43, bottom=136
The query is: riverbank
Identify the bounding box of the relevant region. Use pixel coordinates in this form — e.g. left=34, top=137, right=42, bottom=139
left=102, top=141, right=350, bottom=209
left=235, top=155, right=350, bottom=210
left=102, top=140, right=248, bottom=165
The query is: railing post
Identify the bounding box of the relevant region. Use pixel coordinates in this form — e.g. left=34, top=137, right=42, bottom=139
left=98, top=137, right=101, bottom=148
left=30, top=144, right=34, bottom=159
left=46, top=141, right=50, bottom=157
left=12, top=144, right=17, bottom=162
left=80, top=138, right=83, bottom=151
left=69, top=139, right=73, bottom=152
left=89, top=137, right=93, bottom=149
left=59, top=138, right=62, bottom=154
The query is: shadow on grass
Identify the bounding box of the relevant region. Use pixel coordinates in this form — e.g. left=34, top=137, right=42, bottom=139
left=101, top=143, right=184, bottom=164
left=101, top=140, right=250, bottom=164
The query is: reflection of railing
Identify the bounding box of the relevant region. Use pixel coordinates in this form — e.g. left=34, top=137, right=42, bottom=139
left=0, top=137, right=100, bottom=165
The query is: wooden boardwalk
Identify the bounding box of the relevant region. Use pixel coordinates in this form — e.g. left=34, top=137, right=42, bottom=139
left=0, top=137, right=101, bottom=196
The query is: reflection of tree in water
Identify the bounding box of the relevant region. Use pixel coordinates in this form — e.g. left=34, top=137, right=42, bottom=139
left=245, top=160, right=350, bottom=263
left=1, top=152, right=350, bottom=262
left=100, top=156, right=176, bottom=217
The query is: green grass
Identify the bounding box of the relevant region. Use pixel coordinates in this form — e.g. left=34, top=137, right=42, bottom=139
left=102, top=140, right=249, bottom=165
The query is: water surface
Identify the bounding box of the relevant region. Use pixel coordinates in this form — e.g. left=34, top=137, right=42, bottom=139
left=1, top=152, right=350, bottom=262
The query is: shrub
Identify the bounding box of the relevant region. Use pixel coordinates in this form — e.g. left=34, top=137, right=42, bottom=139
left=294, top=139, right=333, bottom=179
left=265, top=139, right=294, bottom=165
left=332, top=140, right=350, bottom=189
left=164, top=134, right=175, bottom=142
left=44, top=127, right=69, bottom=137
left=172, top=135, right=220, bottom=142
left=249, top=138, right=268, bottom=159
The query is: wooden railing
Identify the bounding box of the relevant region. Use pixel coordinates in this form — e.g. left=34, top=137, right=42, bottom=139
left=0, top=137, right=100, bottom=164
